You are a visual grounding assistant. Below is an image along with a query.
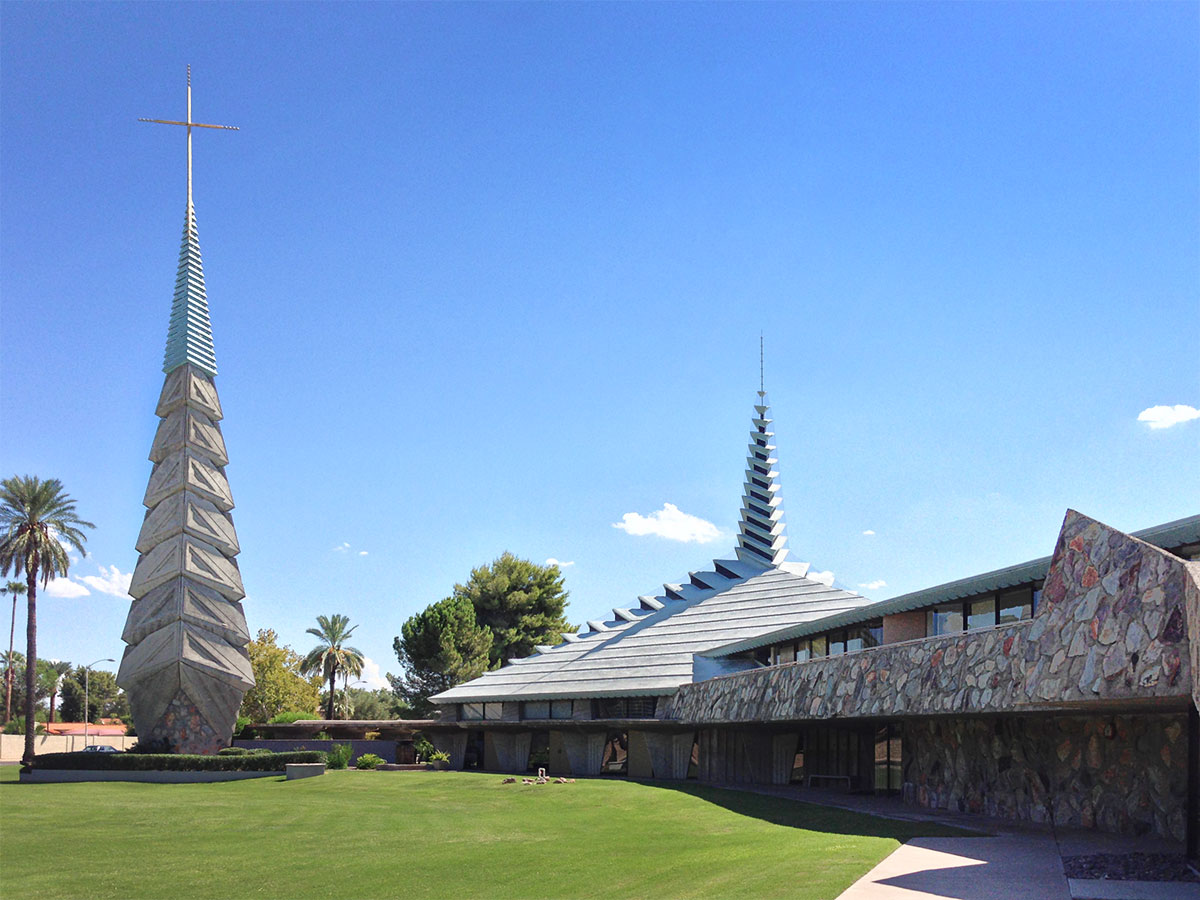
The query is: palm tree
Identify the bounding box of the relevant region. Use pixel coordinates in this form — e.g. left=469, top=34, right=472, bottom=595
left=43, top=660, right=73, bottom=724
left=2, top=580, right=26, bottom=724
left=0, top=476, right=93, bottom=765
left=301, top=614, right=364, bottom=720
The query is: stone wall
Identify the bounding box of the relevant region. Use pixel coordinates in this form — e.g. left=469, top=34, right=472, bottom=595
left=673, top=511, right=1196, bottom=724
left=902, top=714, right=1189, bottom=842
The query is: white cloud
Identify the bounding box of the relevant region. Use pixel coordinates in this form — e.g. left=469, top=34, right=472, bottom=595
left=356, top=657, right=388, bottom=690
left=1137, top=404, right=1200, bottom=430
left=861, top=530, right=875, bottom=536
left=358, top=551, right=368, bottom=557
left=44, top=577, right=90, bottom=598
left=613, top=503, right=721, bottom=543
left=332, top=542, right=351, bottom=553
left=77, top=565, right=132, bottom=598
left=858, top=579, right=887, bottom=591
left=545, top=558, right=575, bottom=568
left=808, top=570, right=835, bottom=586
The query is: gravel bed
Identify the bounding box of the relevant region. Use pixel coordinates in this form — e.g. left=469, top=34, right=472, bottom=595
left=1062, top=853, right=1200, bottom=883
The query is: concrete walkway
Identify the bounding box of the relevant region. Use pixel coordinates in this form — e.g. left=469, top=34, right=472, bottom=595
left=713, top=784, right=1197, bottom=900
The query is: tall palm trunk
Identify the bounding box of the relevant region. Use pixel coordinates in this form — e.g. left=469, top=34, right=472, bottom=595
left=22, top=564, right=38, bottom=766
left=326, top=669, right=336, bottom=720
left=4, top=593, right=15, bottom=724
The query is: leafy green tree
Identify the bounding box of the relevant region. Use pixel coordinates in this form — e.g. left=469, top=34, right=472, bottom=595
left=301, top=614, right=364, bottom=720
left=390, top=595, right=492, bottom=716
left=2, top=580, right=25, bottom=723
left=238, top=629, right=321, bottom=722
left=455, top=553, right=573, bottom=669
left=58, top=667, right=125, bottom=723
left=0, top=476, right=94, bottom=764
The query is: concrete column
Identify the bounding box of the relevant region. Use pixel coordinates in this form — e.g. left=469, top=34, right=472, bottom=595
left=561, top=731, right=606, bottom=775
left=430, top=731, right=467, bottom=770
left=488, top=731, right=533, bottom=773
left=639, top=732, right=679, bottom=779
left=772, top=734, right=798, bottom=785
left=671, top=732, right=694, bottom=780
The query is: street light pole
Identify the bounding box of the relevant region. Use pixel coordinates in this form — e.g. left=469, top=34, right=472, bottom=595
left=83, top=658, right=115, bottom=748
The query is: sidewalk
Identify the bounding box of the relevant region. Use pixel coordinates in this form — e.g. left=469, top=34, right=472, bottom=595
left=717, top=784, right=1198, bottom=900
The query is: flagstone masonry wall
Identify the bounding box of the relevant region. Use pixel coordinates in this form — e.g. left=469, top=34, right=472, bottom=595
left=672, top=511, right=1193, bottom=723
left=902, top=714, right=1189, bottom=842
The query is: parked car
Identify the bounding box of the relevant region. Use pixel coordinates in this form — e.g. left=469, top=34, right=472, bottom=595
left=79, top=745, right=118, bottom=753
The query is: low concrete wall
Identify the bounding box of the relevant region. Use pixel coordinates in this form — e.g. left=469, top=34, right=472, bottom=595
left=233, top=738, right=394, bottom=764
left=1, top=733, right=137, bottom=761
left=20, top=769, right=279, bottom=783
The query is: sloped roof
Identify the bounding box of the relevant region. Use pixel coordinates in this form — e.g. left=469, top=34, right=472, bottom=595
left=431, top=557, right=875, bottom=703
left=704, top=512, right=1200, bottom=658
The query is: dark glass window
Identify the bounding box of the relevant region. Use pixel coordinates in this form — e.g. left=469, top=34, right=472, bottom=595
left=874, top=724, right=902, bottom=794
left=522, top=701, right=550, bottom=720
left=810, top=635, right=827, bottom=657
left=594, top=698, right=625, bottom=718
left=796, top=641, right=811, bottom=662
left=550, top=700, right=573, bottom=720
left=463, top=731, right=484, bottom=769
left=527, top=733, right=550, bottom=772
left=776, top=643, right=795, bottom=664
left=461, top=703, right=484, bottom=721
left=626, top=697, right=657, bottom=719
left=790, top=734, right=805, bottom=784
left=829, top=631, right=846, bottom=656
left=483, top=702, right=503, bottom=720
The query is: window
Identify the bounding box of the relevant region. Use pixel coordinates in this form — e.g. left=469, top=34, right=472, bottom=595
left=461, top=703, right=484, bottom=721
left=810, top=635, right=827, bottom=657
left=998, top=587, right=1032, bottom=625
left=550, top=700, right=574, bottom=720
left=967, top=597, right=996, bottom=631
left=484, top=702, right=503, bottom=720
left=522, top=701, right=550, bottom=720
left=829, top=631, right=846, bottom=656
left=625, top=697, right=658, bottom=719
left=795, top=642, right=811, bottom=662
left=594, top=698, right=625, bottom=719
left=527, top=732, right=550, bottom=772
left=776, top=643, right=795, bottom=664
left=927, top=604, right=963, bottom=637
left=874, top=724, right=902, bottom=794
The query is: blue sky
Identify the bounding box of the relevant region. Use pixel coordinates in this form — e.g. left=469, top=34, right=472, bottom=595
left=2, top=2, right=1197, bottom=690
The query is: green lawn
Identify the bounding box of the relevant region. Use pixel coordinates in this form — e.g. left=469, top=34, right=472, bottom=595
left=0, top=766, right=971, bottom=899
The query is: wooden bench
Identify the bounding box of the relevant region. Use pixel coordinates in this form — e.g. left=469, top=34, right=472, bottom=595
left=806, top=774, right=851, bottom=790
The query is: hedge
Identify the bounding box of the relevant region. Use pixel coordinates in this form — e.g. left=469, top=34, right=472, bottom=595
left=30, top=751, right=325, bottom=772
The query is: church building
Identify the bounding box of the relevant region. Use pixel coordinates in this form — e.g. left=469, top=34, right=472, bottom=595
left=427, top=391, right=1200, bottom=849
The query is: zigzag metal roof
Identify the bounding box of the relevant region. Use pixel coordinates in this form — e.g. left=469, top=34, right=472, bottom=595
left=431, top=557, right=875, bottom=703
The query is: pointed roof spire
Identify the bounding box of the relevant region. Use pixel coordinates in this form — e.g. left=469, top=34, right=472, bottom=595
left=139, top=66, right=238, bottom=378
left=735, top=360, right=789, bottom=567
left=162, top=203, right=218, bottom=376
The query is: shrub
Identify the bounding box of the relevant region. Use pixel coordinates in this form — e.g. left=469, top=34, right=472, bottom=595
left=217, top=747, right=249, bottom=756
left=427, top=750, right=449, bottom=762
left=30, top=751, right=325, bottom=772
left=234, top=715, right=251, bottom=735
left=269, top=711, right=316, bottom=724
left=414, top=736, right=435, bottom=760
left=355, top=753, right=384, bottom=770
left=326, top=743, right=353, bottom=770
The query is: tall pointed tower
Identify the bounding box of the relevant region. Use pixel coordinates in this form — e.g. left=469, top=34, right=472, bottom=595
left=117, top=70, right=253, bottom=753
left=734, top=388, right=789, bottom=567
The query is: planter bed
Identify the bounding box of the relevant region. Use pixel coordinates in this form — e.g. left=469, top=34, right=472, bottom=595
left=21, top=769, right=282, bottom=784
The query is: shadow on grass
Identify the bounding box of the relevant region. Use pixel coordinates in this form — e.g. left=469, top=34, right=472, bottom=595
left=646, top=781, right=986, bottom=841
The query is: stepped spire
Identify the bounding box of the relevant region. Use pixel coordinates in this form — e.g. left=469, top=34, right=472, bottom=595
left=735, top=388, right=789, bottom=568
left=163, top=203, right=218, bottom=376
left=119, top=68, right=252, bottom=754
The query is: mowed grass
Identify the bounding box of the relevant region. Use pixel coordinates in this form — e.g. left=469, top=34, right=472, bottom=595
left=0, top=766, right=970, bottom=899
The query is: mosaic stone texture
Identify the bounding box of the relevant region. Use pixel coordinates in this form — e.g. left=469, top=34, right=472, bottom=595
left=672, top=511, right=1196, bottom=724
left=902, top=714, right=1188, bottom=842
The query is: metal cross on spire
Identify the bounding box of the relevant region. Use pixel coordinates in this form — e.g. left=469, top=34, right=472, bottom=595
left=139, top=65, right=238, bottom=208
left=759, top=333, right=765, bottom=397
